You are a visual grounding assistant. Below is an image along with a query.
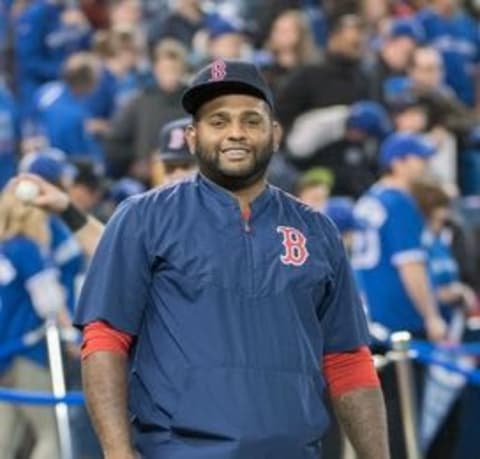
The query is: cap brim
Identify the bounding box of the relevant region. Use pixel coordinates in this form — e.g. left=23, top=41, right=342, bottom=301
left=182, top=80, right=272, bottom=115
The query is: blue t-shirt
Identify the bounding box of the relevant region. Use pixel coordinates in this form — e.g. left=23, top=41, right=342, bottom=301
left=75, top=173, right=369, bottom=458
left=352, top=185, right=428, bottom=333
left=417, top=7, right=480, bottom=106
left=33, top=81, right=103, bottom=163
left=0, top=85, right=19, bottom=189
left=0, top=236, right=53, bottom=372
left=14, top=0, right=91, bottom=116
left=82, top=67, right=140, bottom=120
left=422, top=229, right=459, bottom=322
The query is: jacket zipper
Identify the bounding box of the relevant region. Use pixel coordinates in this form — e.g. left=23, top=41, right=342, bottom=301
left=241, top=206, right=254, bottom=295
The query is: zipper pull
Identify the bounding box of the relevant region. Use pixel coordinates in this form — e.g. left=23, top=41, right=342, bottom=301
left=242, top=206, right=251, bottom=233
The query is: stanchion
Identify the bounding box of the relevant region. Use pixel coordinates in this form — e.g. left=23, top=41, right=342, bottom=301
left=342, top=434, right=356, bottom=459
left=45, top=319, right=73, bottom=459
left=390, top=332, right=422, bottom=459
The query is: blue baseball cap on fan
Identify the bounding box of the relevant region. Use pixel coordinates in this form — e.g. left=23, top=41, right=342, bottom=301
left=325, top=197, right=366, bottom=233
left=347, top=101, right=393, bottom=140
left=182, top=59, right=274, bottom=115
left=18, top=148, right=77, bottom=185
left=380, top=133, right=436, bottom=167
left=388, top=18, right=425, bottom=44
left=206, top=13, right=244, bottom=39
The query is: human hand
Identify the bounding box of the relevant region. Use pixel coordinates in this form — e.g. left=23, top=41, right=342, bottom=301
left=459, top=284, right=479, bottom=312
left=425, top=314, right=447, bottom=343
left=86, top=119, right=110, bottom=135
left=7, top=174, right=70, bottom=213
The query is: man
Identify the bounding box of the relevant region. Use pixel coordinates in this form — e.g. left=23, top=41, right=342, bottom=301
left=75, top=59, right=389, bottom=459
left=276, top=12, right=369, bottom=132
left=417, top=0, right=480, bottom=107
left=351, top=133, right=446, bottom=459
left=105, top=38, right=189, bottom=178
left=407, top=46, right=479, bottom=140
left=352, top=132, right=446, bottom=340
left=14, top=0, right=91, bottom=116
left=151, top=116, right=197, bottom=186
left=33, top=52, right=103, bottom=164
left=149, top=0, right=204, bottom=48
left=205, top=13, right=249, bottom=60
left=368, top=17, right=425, bottom=103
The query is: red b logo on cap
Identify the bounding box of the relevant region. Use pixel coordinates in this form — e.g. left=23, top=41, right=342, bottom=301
left=211, top=59, right=227, bottom=81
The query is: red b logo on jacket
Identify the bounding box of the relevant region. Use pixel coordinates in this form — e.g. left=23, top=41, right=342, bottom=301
left=277, top=226, right=309, bottom=266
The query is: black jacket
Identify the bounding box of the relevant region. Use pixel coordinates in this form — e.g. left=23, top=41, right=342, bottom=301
left=276, top=53, right=370, bottom=132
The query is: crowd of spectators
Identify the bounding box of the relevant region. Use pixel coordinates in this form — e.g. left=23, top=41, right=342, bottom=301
left=1, top=1, right=480, bottom=458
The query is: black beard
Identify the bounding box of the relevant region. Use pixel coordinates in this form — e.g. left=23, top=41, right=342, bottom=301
left=194, top=139, right=275, bottom=191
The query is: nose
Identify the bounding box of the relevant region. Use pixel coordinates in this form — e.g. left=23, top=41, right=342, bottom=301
left=226, top=120, right=247, bottom=141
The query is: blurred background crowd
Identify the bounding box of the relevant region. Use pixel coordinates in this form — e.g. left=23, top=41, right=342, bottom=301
left=1, top=0, right=480, bottom=458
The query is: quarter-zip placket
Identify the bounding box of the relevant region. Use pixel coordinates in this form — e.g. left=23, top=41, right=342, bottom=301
left=241, top=206, right=255, bottom=296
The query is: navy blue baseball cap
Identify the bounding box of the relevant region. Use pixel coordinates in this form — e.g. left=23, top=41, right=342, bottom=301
left=388, top=18, right=425, bottom=44
left=158, top=117, right=195, bottom=163
left=347, top=101, right=393, bottom=140
left=380, top=133, right=436, bottom=167
left=181, top=58, right=274, bottom=115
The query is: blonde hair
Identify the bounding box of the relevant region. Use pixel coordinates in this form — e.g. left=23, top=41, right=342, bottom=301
left=266, top=9, right=320, bottom=65
left=0, top=191, right=50, bottom=247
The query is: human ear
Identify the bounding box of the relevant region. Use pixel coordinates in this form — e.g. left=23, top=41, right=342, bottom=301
left=272, top=121, right=283, bottom=152
left=185, top=124, right=197, bottom=155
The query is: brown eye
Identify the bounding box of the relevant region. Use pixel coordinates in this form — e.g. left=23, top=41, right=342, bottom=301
left=210, top=119, right=226, bottom=128
left=246, top=118, right=262, bottom=127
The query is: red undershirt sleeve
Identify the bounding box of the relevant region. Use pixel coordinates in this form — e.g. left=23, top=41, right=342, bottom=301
left=323, top=346, right=380, bottom=398
left=81, top=320, right=134, bottom=360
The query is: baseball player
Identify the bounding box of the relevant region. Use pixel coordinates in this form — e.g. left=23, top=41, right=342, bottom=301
left=74, top=59, right=389, bottom=459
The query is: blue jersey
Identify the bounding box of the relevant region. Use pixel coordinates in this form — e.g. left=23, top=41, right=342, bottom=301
left=14, top=0, right=91, bottom=115
left=0, top=236, right=52, bottom=373
left=0, top=85, right=19, bottom=189
left=49, top=216, right=84, bottom=314
left=352, top=185, right=428, bottom=333
left=34, top=81, right=103, bottom=163
left=422, top=229, right=459, bottom=322
left=82, top=67, right=140, bottom=120
left=75, top=173, right=369, bottom=459
left=417, top=7, right=480, bottom=106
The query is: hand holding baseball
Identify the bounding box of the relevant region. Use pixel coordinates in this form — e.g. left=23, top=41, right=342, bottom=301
left=8, top=174, right=70, bottom=213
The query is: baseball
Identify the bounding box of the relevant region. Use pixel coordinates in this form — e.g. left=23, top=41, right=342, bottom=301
left=15, top=180, right=40, bottom=203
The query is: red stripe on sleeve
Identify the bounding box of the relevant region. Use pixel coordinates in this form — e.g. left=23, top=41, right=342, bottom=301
left=323, top=346, right=380, bottom=398
left=81, top=321, right=134, bottom=360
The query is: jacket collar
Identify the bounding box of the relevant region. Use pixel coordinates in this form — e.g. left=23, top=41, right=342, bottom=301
left=197, top=173, right=273, bottom=216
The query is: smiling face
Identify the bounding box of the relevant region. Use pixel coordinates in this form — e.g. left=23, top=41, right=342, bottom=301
left=185, top=94, right=281, bottom=190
